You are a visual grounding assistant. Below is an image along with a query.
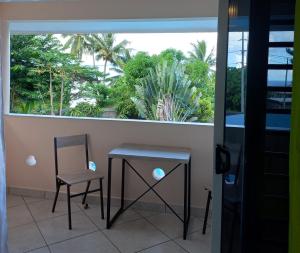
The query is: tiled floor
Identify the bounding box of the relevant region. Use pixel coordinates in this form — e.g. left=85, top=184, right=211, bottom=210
left=7, top=194, right=211, bottom=253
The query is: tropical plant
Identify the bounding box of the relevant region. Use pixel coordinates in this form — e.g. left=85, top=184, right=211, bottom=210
left=131, top=61, right=199, bottom=122
left=68, top=102, right=103, bottom=117
left=62, top=34, right=93, bottom=61
left=92, top=33, right=129, bottom=80
left=78, top=82, right=111, bottom=108
left=189, top=40, right=216, bottom=68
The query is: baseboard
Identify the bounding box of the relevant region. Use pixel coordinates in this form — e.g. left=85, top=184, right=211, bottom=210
left=7, top=186, right=209, bottom=218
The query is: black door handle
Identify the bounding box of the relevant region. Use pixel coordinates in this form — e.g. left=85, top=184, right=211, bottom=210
left=215, top=144, right=231, bottom=175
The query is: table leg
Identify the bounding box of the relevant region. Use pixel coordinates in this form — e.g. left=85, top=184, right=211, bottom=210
left=188, top=158, right=191, bottom=222
left=184, top=163, right=188, bottom=240
left=121, top=159, right=125, bottom=210
left=106, top=157, right=112, bottom=229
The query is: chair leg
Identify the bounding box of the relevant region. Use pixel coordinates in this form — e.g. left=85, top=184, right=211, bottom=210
left=99, top=179, right=104, bottom=219
left=82, top=181, right=91, bottom=205
left=52, top=182, right=61, bottom=213
left=67, top=185, right=72, bottom=230
left=202, top=190, right=212, bottom=234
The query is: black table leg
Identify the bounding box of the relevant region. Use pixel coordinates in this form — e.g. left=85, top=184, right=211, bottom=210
left=106, top=157, right=112, bottom=229
left=184, top=163, right=188, bottom=240
left=188, top=158, right=191, bottom=222
left=121, top=159, right=125, bottom=210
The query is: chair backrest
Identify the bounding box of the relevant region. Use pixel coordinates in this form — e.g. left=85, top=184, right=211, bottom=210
left=54, top=134, right=89, bottom=176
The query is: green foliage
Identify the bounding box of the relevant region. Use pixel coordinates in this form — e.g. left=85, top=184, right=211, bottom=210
left=10, top=34, right=104, bottom=116
left=156, top=48, right=186, bottom=65
left=92, top=33, right=129, bottom=79
left=132, top=61, right=199, bottom=122
left=63, top=34, right=93, bottom=60
left=11, top=34, right=216, bottom=123
left=226, top=67, right=242, bottom=113
left=78, top=82, right=111, bottom=107
left=189, top=40, right=216, bottom=67
left=68, top=102, right=103, bottom=117
left=110, top=77, right=139, bottom=119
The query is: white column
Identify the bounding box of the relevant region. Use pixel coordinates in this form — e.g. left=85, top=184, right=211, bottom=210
left=0, top=20, right=10, bottom=115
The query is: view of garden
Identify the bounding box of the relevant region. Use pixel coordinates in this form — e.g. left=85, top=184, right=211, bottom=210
left=9, top=33, right=226, bottom=123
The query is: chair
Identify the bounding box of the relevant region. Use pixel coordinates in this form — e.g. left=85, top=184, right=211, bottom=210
left=52, top=134, right=104, bottom=230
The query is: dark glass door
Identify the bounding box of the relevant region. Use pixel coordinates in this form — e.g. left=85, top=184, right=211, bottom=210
left=213, top=0, right=295, bottom=252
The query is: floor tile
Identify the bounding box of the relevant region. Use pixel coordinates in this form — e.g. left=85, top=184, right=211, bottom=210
left=103, top=218, right=169, bottom=253
left=28, top=199, right=80, bottom=222
left=7, top=204, right=34, bottom=228
left=139, top=241, right=187, bottom=253
left=7, top=195, right=25, bottom=208
left=50, top=231, right=119, bottom=253
left=135, top=208, right=165, bottom=219
left=8, top=223, right=46, bottom=253
left=24, top=196, right=45, bottom=205
left=146, top=213, right=203, bottom=239
left=37, top=211, right=98, bottom=244
left=28, top=247, right=50, bottom=253
left=83, top=203, right=141, bottom=229
left=175, top=230, right=211, bottom=253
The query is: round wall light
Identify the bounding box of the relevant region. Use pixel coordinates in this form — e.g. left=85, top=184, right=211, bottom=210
left=89, top=161, right=97, bottom=171
left=152, top=168, right=165, bottom=181
left=26, top=155, right=37, bottom=167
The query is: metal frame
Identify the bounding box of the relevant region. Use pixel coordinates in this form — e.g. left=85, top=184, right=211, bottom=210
left=106, top=157, right=191, bottom=240
left=52, top=134, right=104, bottom=230
left=212, top=0, right=230, bottom=251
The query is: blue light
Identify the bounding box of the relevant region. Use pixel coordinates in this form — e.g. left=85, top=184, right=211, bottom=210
left=89, top=161, right=97, bottom=171
left=152, top=168, right=165, bottom=181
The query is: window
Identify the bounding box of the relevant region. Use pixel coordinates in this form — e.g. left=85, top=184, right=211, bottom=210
left=9, top=20, right=217, bottom=123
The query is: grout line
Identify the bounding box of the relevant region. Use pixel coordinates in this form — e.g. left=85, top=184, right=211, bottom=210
left=79, top=203, right=122, bottom=253
left=133, top=238, right=174, bottom=253
left=46, top=230, right=99, bottom=249
left=21, top=195, right=52, bottom=253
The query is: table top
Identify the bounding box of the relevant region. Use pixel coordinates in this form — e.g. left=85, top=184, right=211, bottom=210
left=108, top=143, right=191, bottom=163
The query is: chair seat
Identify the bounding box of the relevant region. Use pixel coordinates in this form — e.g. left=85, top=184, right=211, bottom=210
left=57, top=170, right=104, bottom=185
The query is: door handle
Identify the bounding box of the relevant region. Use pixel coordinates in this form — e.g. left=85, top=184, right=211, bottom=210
left=215, top=144, right=231, bottom=175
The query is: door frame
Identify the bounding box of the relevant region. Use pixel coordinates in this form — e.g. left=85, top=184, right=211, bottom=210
left=211, top=0, right=230, bottom=252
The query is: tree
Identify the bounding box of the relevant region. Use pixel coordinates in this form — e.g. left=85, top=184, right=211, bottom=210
left=63, top=34, right=93, bottom=61
left=68, top=102, right=102, bottom=117
left=156, top=48, right=186, bottom=65
left=109, top=52, right=157, bottom=119
left=189, top=40, right=216, bottom=67
left=11, top=34, right=104, bottom=116
left=92, top=33, right=129, bottom=80
left=226, top=67, right=242, bottom=113
left=132, top=61, right=199, bottom=122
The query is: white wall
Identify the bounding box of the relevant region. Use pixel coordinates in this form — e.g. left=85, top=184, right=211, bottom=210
left=5, top=115, right=214, bottom=209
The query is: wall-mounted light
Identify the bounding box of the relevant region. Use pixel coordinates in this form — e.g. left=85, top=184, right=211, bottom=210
left=26, top=155, right=37, bottom=167
left=229, top=1, right=238, bottom=17
left=89, top=161, right=97, bottom=171
left=152, top=168, right=165, bottom=181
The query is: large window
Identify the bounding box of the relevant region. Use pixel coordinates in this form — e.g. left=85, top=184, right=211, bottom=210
left=10, top=22, right=217, bottom=123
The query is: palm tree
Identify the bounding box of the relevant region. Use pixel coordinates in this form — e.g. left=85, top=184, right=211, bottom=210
left=131, top=61, right=199, bottom=122
left=92, top=33, right=129, bottom=80
left=189, top=40, right=216, bottom=67
left=63, top=34, right=92, bottom=61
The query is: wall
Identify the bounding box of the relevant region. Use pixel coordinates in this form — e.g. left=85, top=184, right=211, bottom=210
left=0, top=0, right=218, bottom=20
left=4, top=115, right=214, bottom=209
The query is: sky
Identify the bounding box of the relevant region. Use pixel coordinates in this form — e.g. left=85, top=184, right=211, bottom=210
left=59, top=30, right=293, bottom=84
left=60, top=32, right=218, bottom=73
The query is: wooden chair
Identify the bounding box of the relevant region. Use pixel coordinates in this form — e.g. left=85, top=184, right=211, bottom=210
left=52, top=134, right=104, bottom=230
